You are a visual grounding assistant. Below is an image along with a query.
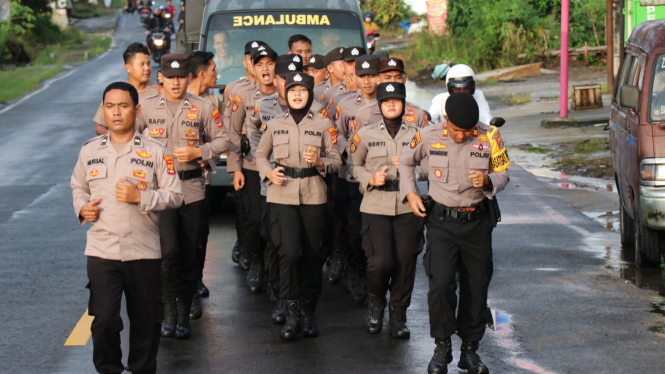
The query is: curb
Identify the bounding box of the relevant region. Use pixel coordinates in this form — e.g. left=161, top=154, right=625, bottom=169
left=540, top=116, right=610, bottom=128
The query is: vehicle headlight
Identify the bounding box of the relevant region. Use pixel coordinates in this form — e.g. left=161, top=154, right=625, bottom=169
left=640, top=161, right=665, bottom=181
left=154, top=39, right=164, bottom=46
left=367, top=42, right=372, bottom=49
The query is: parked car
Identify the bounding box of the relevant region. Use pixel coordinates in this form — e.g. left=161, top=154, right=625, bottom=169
left=610, top=19, right=665, bottom=265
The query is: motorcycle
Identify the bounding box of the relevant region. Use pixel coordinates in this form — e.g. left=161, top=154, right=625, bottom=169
left=124, top=0, right=137, bottom=14
left=149, top=30, right=168, bottom=62
left=139, top=1, right=154, bottom=26
left=366, top=30, right=380, bottom=54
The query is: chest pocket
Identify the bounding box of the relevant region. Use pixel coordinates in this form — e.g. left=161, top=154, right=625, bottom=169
left=303, top=133, right=322, bottom=154
left=127, top=156, right=156, bottom=190
left=367, top=146, right=387, bottom=173
left=428, top=153, right=449, bottom=183
left=147, top=126, right=167, bottom=139
left=273, top=134, right=290, bottom=159
left=86, top=164, right=108, bottom=182
left=468, top=148, right=490, bottom=171
left=181, top=127, right=200, bottom=148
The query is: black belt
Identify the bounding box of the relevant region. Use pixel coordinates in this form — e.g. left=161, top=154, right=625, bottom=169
left=177, top=168, right=203, bottom=180
left=432, top=201, right=483, bottom=221
left=276, top=163, right=320, bottom=178
left=375, top=180, right=400, bottom=192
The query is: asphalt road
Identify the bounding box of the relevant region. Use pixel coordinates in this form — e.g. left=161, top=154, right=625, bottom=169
left=1, top=12, right=664, bottom=374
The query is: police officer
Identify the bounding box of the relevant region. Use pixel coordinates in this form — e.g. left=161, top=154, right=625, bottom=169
left=222, top=40, right=267, bottom=269
left=349, top=82, right=424, bottom=338
left=355, top=58, right=430, bottom=130
left=186, top=51, right=222, bottom=319
left=323, top=46, right=366, bottom=114
left=313, top=47, right=345, bottom=104
left=229, top=46, right=278, bottom=293
left=399, top=93, right=510, bottom=374
left=287, top=34, right=313, bottom=64
left=255, top=72, right=341, bottom=340
left=136, top=53, right=233, bottom=339
left=330, top=54, right=380, bottom=303
left=93, top=42, right=162, bottom=135
left=72, top=82, right=183, bottom=374
left=306, top=54, right=329, bottom=86
left=246, top=53, right=304, bottom=322
left=428, top=64, right=493, bottom=124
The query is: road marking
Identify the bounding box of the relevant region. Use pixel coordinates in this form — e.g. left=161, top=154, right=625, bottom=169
left=64, top=309, right=94, bottom=346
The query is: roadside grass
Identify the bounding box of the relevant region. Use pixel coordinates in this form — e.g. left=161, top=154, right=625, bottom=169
left=73, top=0, right=124, bottom=18
left=0, top=65, right=63, bottom=102
left=572, top=138, right=610, bottom=154
left=1, top=29, right=112, bottom=103
left=524, top=146, right=551, bottom=153
left=500, top=92, right=531, bottom=106
left=555, top=155, right=613, bottom=178
left=377, top=24, right=406, bottom=39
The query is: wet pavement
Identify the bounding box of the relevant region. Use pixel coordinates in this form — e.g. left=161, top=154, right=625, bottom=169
left=1, top=11, right=665, bottom=374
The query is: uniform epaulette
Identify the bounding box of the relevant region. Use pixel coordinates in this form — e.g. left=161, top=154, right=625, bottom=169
left=82, top=134, right=105, bottom=146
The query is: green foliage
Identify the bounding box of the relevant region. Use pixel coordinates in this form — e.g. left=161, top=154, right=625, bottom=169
left=369, top=0, right=412, bottom=26
left=72, top=1, right=108, bottom=18
left=19, top=0, right=51, bottom=15
left=524, top=146, right=551, bottom=153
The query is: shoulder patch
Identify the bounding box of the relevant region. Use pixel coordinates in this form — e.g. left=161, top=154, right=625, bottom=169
left=410, top=131, right=422, bottom=149
left=327, top=126, right=338, bottom=145
left=261, top=123, right=267, bottom=134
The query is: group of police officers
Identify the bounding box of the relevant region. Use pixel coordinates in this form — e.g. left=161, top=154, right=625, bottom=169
left=72, top=32, right=510, bottom=374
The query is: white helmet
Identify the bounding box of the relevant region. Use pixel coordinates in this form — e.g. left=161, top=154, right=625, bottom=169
left=445, top=64, right=476, bottom=95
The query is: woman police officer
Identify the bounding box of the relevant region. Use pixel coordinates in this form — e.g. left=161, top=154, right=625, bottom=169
left=255, top=72, right=342, bottom=340
left=348, top=82, right=425, bottom=338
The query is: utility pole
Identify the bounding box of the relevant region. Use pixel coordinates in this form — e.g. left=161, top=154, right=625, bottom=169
left=561, top=0, right=569, bottom=118
left=606, top=0, right=614, bottom=91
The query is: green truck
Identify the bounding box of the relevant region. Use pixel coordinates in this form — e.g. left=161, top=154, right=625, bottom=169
left=626, top=0, right=665, bottom=38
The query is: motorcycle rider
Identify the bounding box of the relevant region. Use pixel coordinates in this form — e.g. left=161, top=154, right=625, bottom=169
left=428, top=64, right=493, bottom=125
left=146, top=6, right=174, bottom=54
left=363, top=11, right=380, bottom=31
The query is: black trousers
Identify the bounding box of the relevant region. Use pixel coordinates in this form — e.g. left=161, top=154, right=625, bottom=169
left=235, top=189, right=245, bottom=243
left=332, top=179, right=364, bottom=273
left=424, top=204, right=494, bottom=342
left=361, top=212, right=424, bottom=307
left=270, top=203, right=327, bottom=300
left=321, top=174, right=336, bottom=258
left=87, top=256, right=162, bottom=374
left=242, top=169, right=266, bottom=258
left=261, top=196, right=280, bottom=286
left=160, top=200, right=203, bottom=311
left=197, top=184, right=212, bottom=282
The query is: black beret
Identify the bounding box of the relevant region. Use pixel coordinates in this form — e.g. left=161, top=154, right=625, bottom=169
left=377, top=82, right=406, bottom=101
left=378, top=58, right=405, bottom=73
left=308, top=54, right=325, bottom=69
left=355, top=55, right=380, bottom=76
left=445, top=92, right=479, bottom=130
left=277, top=54, right=304, bottom=64
left=275, top=54, right=303, bottom=78
left=284, top=72, right=314, bottom=91
left=244, top=40, right=267, bottom=55
left=323, top=47, right=345, bottom=66
left=161, top=53, right=189, bottom=78
left=342, top=46, right=366, bottom=62
left=251, top=46, right=277, bottom=64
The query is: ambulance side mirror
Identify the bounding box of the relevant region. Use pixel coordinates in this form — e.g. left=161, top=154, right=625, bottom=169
left=490, top=117, right=505, bottom=128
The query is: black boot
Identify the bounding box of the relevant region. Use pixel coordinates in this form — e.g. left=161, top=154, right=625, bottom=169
left=196, top=280, right=209, bottom=297
left=175, top=298, right=191, bottom=339
left=231, top=240, right=240, bottom=263
left=365, top=294, right=386, bottom=334
left=428, top=337, right=453, bottom=374
left=343, top=267, right=358, bottom=294
left=189, top=294, right=202, bottom=320
left=388, top=305, right=410, bottom=339
left=160, top=298, right=177, bottom=338
left=246, top=254, right=264, bottom=293
left=238, top=241, right=250, bottom=271
left=351, top=275, right=367, bottom=305
left=271, top=284, right=286, bottom=324
left=458, top=341, right=489, bottom=374
left=326, top=251, right=345, bottom=284
left=279, top=299, right=301, bottom=341
left=301, top=297, right=319, bottom=338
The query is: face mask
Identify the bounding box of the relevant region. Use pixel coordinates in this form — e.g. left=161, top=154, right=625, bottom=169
left=365, top=17, right=372, bottom=23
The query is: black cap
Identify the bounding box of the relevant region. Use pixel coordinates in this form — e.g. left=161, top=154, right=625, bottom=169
left=244, top=40, right=267, bottom=55
left=275, top=55, right=304, bottom=78
left=342, top=46, right=366, bottom=62
left=355, top=55, right=380, bottom=76
left=284, top=72, right=314, bottom=90
left=277, top=54, right=304, bottom=64
left=161, top=53, right=189, bottom=78
left=445, top=92, right=479, bottom=130
left=251, top=46, right=278, bottom=64
left=377, top=82, right=406, bottom=101
left=323, top=47, right=345, bottom=66
left=307, top=54, right=325, bottom=69
left=378, top=58, right=405, bottom=73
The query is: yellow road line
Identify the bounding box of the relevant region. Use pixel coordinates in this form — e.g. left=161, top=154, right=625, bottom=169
left=64, top=309, right=94, bottom=346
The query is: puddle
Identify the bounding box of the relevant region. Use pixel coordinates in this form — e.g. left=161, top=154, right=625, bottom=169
left=489, top=309, right=556, bottom=374
left=614, top=246, right=665, bottom=296
left=583, top=210, right=619, bottom=231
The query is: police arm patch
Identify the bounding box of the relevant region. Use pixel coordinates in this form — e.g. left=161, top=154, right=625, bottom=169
left=327, top=126, right=338, bottom=145
left=410, top=131, right=422, bottom=149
